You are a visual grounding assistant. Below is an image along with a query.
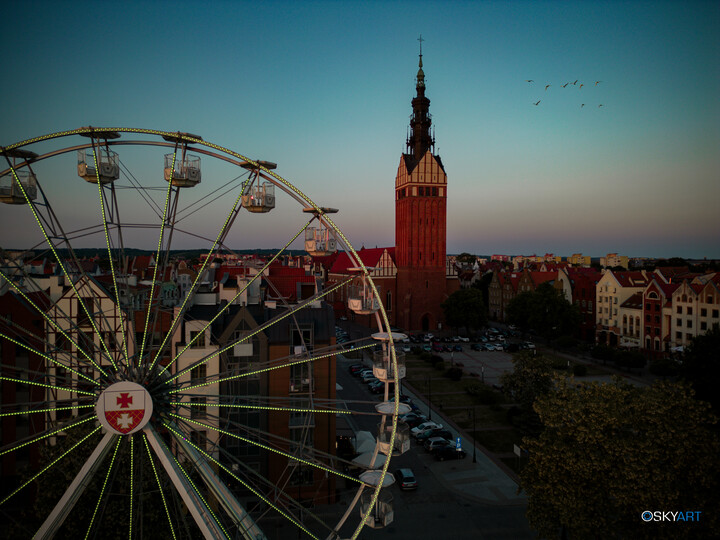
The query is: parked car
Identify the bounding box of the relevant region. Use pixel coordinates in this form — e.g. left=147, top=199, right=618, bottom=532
left=417, top=428, right=453, bottom=443
left=360, top=371, right=377, bottom=383
left=348, top=364, right=365, bottom=375
left=458, top=336, right=470, bottom=342
left=402, top=345, right=411, bottom=353
left=432, top=343, right=443, bottom=352
left=471, top=343, right=482, bottom=351
left=411, top=421, right=442, bottom=436
left=399, top=412, right=427, bottom=428
left=453, top=344, right=463, bottom=352
left=433, top=445, right=467, bottom=461
left=368, top=379, right=384, bottom=392
left=525, top=341, right=536, bottom=349
left=424, top=437, right=452, bottom=453
left=394, top=468, right=418, bottom=490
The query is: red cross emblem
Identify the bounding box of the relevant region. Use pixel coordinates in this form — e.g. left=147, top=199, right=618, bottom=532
left=103, top=389, right=145, bottom=434
left=117, top=393, right=133, bottom=408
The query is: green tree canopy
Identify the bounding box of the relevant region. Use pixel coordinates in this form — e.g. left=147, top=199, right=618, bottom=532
left=455, top=252, right=477, bottom=264
left=441, top=287, right=487, bottom=334
left=522, top=378, right=720, bottom=539
left=506, top=282, right=580, bottom=341
left=500, top=351, right=554, bottom=411
left=679, top=326, right=720, bottom=412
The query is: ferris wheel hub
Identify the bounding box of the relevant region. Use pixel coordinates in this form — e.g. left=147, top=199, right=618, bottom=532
left=95, top=381, right=153, bottom=435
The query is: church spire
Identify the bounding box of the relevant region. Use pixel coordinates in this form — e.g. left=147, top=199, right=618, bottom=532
left=407, top=35, right=434, bottom=160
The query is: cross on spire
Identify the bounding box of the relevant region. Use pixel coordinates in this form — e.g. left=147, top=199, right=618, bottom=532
left=418, top=34, right=424, bottom=56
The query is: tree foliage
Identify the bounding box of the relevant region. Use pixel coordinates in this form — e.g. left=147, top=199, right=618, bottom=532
left=2, top=420, right=198, bottom=539
left=522, top=378, right=720, bottom=539
left=500, top=351, right=554, bottom=435
left=441, top=287, right=487, bottom=334
left=679, top=326, right=720, bottom=412
left=506, top=282, right=580, bottom=341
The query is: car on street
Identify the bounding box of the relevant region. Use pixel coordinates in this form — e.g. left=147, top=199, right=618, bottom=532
left=348, top=364, right=365, bottom=375
left=360, top=371, right=377, bottom=383
left=433, top=445, right=467, bottom=461
left=471, top=343, right=483, bottom=351
left=394, top=468, right=418, bottom=490
left=416, top=428, right=453, bottom=443
left=453, top=344, right=463, bottom=352
left=424, top=437, right=453, bottom=453
left=399, top=412, right=427, bottom=427
left=411, top=421, right=442, bottom=436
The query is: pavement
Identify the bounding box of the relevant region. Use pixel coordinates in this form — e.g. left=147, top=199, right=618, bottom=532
left=400, top=379, right=526, bottom=506
left=347, top=348, right=526, bottom=507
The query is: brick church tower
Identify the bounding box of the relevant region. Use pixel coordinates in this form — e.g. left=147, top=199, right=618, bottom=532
left=395, top=44, right=448, bottom=332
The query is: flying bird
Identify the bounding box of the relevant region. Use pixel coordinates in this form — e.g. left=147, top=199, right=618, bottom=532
left=562, top=83, right=569, bottom=88
left=595, top=81, right=602, bottom=86
left=579, top=83, right=584, bottom=89
left=534, top=100, right=541, bottom=106
left=526, top=80, right=534, bottom=83
left=545, top=84, right=551, bottom=91
left=573, top=80, right=578, bottom=85
left=581, top=104, right=585, bottom=108
left=598, top=104, right=603, bottom=107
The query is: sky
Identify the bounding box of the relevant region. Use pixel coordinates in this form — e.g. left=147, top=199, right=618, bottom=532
left=1, top=0, right=719, bottom=259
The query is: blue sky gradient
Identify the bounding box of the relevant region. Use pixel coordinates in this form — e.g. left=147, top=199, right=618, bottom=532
left=1, top=0, right=718, bottom=258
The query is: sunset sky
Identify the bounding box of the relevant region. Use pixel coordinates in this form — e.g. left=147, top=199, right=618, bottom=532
left=1, top=0, right=718, bottom=259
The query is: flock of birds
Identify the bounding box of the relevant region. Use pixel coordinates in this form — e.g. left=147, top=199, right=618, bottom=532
left=526, top=79, right=604, bottom=108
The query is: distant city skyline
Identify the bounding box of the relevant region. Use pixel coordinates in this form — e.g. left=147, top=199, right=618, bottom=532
left=1, top=1, right=718, bottom=259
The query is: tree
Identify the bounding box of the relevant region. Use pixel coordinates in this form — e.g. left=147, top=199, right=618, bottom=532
left=3, top=420, right=197, bottom=539
left=441, top=288, right=487, bottom=334
left=506, top=282, right=580, bottom=342
left=500, top=351, right=554, bottom=435
left=521, top=378, right=720, bottom=539
left=500, top=351, right=554, bottom=411
left=679, top=326, right=720, bottom=413
left=455, top=252, right=477, bottom=264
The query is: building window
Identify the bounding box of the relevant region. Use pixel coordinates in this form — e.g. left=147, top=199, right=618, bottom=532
left=676, top=331, right=682, bottom=339
left=676, top=319, right=682, bottom=327
left=701, top=308, right=707, bottom=317
left=645, top=303, right=651, bottom=311
left=386, top=290, right=392, bottom=312
left=701, top=321, right=707, bottom=330
left=654, top=315, right=660, bottom=324
left=190, top=364, right=207, bottom=383
left=190, top=396, right=206, bottom=419
left=677, top=306, right=682, bottom=314
left=713, top=309, right=719, bottom=318
left=687, top=307, right=693, bottom=315
left=686, top=333, right=693, bottom=341
left=190, top=430, right=208, bottom=452
left=190, top=331, right=205, bottom=348
left=687, top=320, right=692, bottom=328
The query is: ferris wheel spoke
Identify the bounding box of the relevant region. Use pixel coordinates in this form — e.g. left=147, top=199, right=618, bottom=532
left=140, top=433, right=177, bottom=540
left=33, top=429, right=114, bottom=540
left=1, top=424, right=102, bottom=509
left=165, top=420, right=320, bottom=540
left=163, top=276, right=355, bottom=390
left=144, top=425, right=231, bottom=539
left=0, top=264, right=111, bottom=378
left=169, top=413, right=362, bottom=490
left=83, top=434, right=122, bottom=540
left=146, top=174, right=248, bottom=377
left=161, top=216, right=315, bottom=379
left=22, top=173, right=120, bottom=370
left=0, top=332, right=101, bottom=390
left=0, top=414, right=95, bottom=459
left=91, top=141, right=132, bottom=368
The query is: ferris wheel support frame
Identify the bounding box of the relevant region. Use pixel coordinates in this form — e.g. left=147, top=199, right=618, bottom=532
left=34, top=431, right=117, bottom=540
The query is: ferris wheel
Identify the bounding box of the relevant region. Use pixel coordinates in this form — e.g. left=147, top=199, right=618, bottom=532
left=0, top=127, right=411, bottom=539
